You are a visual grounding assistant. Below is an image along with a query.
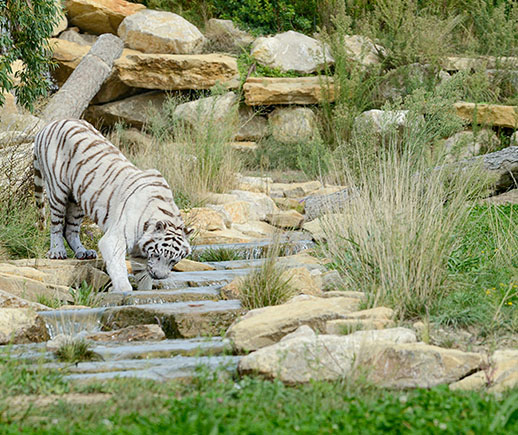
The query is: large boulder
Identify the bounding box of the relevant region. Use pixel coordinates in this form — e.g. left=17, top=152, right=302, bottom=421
left=343, top=35, right=385, bottom=66
left=173, top=92, right=238, bottom=128
left=454, top=102, right=518, bottom=128
left=118, top=9, right=206, bottom=54
left=52, top=1, right=68, bottom=36
left=84, top=91, right=168, bottom=128
left=181, top=207, right=228, bottom=232
left=226, top=296, right=362, bottom=352
left=116, top=53, right=240, bottom=90
left=269, top=107, right=317, bottom=144
left=251, top=31, right=333, bottom=74
left=229, top=190, right=278, bottom=221
left=0, top=308, right=50, bottom=344
left=205, top=18, right=254, bottom=53
left=65, top=0, right=146, bottom=35
left=59, top=28, right=99, bottom=46
left=235, top=106, right=268, bottom=142
left=243, top=77, right=335, bottom=105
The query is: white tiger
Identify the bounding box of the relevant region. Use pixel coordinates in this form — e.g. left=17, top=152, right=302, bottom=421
left=34, top=119, right=192, bottom=292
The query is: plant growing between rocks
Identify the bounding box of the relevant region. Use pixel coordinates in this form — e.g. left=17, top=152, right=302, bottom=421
left=54, top=337, right=98, bottom=364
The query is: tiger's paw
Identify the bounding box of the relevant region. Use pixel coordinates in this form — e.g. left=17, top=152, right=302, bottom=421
left=75, top=250, right=97, bottom=260
left=47, top=249, right=68, bottom=260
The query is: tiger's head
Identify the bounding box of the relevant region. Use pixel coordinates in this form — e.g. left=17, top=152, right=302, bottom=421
left=138, top=220, right=193, bottom=280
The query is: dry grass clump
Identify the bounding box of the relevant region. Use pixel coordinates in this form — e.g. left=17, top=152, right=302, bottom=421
left=55, top=338, right=97, bottom=363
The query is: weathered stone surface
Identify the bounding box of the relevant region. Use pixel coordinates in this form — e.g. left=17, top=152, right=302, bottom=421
left=443, top=129, right=500, bottom=162
left=326, top=307, right=395, bottom=334
left=243, top=77, right=335, bottom=106
left=0, top=92, right=18, bottom=119
left=210, top=201, right=250, bottom=225
left=304, top=187, right=358, bottom=222
left=343, top=35, right=385, bottom=66
left=193, top=228, right=253, bottom=245
left=0, top=290, right=50, bottom=311
left=235, top=106, right=268, bottom=141
left=270, top=181, right=322, bottom=198
left=65, top=0, right=146, bottom=35
left=85, top=324, right=166, bottom=342
left=354, top=109, right=414, bottom=136
left=269, top=107, right=317, bottom=144
left=232, top=221, right=278, bottom=239
left=226, top=296, right=362, bottom=352
left=0, top=308, right=50, bottom=344
left=59, top=28, right=98, bottom=46
left=181, top=207, right=227, bottom=232
left=236, top=175, right=272, bottom=194
left=118, top=9, right=205, bottom=54
left=50, top=38, right=136, bottom=104
left=0, top=273, right=70, bottom=304
left=229, top=190, right=278, bottom=221
left=116, top=53, right=239, bottom=90
left=266, top=210, right=304, bottom=229
left=238, top=327, right=417, bottom=383
left=172, top=259, right=216, bottom=272
left=205, top=18, right=254, bottom=53
left=230, top=142, right=258, bottom=153
left=85, top=91, right=168, bottom=128
left=442, top=56, right=518, bottom=71
left=454, top=102, right=518, bottom=128
left=174, top=92, right=238, bottom=128
left=251, top=31, right=333, bottom=74
left=108, top=128, right=153, bottom=151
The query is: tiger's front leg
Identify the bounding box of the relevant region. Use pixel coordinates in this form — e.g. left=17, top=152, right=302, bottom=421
left=98, top=232, right=132, bottom=292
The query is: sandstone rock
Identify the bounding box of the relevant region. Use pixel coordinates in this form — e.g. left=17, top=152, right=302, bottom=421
left=116, top=53, right=240, bottom=90
left=172, top=259, right=216, bottom=272
left=193, top=228, right=253, bottom=245
left=266, top=210, right=304, bottom=229
left=205, top=18, right=254, bottom=53
left=173, top=92, right=238, bottom=128
left=443, top=129, right=500, bottom=162
left=118, top=9, right=205, bottom=54
left=0, top=92, right=18, bottom=120
left=326, top=307, right=395, bottom=334
left=85, top=324, right=166, bottom=342
left=226, top=296, right=362, bottom=352
left=232, top=221, right=278, bottom=239
left=273, top=197, right=304, bottom=212
left=108, top=128, right=154, bottom=151
left=237, top=175, right=272, bottom=194
left=454, top=102, right=518, bottom=128
left=243, top=77, right=335, bottom=105
left=229, top=190, right=278, bottom=221
left=52, top=2, right=68, bottom=36
left=354, top=109, right=415, bottom=136
left=230, top=142, right=258, bottom=153
left=238, top=327, right=416, bottom=384
left=204, top=192, right=240, bottom=205
left=0, top=273, right=70, bottom=304
left=442, top=56, right=518, bottom=71
left=270, top=181, right=322, bottom=198
left=282, top=267, right=321, bottom=296
left=84, top=91, right=168, bottom=128
left=0, top=290, right=50, bottom=311
left=0, top=308, right=50, bottom=344
left=65, top=0, right=146, bottom=35
left=181, top=207, right=227, bottom=232
left=59, top=29, right=98, bottom=46
left=321, top=270, right=342, bottom=291
left=251, top=31, right=333, bottom=74
left=269, top=107, right=317, bottom=144
left=0, top=113, right=44, bottom=134
left=343, top=35, right=385, bottom=66
left=235, top=106, right=268, bottom=141
left=211, top=201, right=250, bottom=225
left=302, top=213, right=346, bottom=240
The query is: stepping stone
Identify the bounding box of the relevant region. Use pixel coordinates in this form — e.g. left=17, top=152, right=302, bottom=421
left=156, top=269, right=251, bottom=288
left=99, top=286, right=222, bottom=305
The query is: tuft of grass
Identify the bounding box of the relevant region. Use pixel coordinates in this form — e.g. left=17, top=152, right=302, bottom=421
left=54, top=338, right=97, bottom=364
left=69, top=281, right=101, bottom=307
left=192, top=247, right=244, bottom=263
left=37, top=294, right=64, bottom=309
left=238, top=243, right=295, bottom=310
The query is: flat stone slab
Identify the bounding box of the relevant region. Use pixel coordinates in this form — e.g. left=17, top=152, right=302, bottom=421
left=63, top=355, right=241, bottom=382
left=156, top=269, right=251, bottom=288
left=243, top=77, right=335, bottom=105
left=101, top=300, right=243, bottom=338
left=454, top=102, right=518, bottom=128
left=99, top=286, right=221, bottom=305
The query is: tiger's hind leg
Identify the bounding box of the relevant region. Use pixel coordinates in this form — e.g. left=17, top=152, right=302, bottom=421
left=64, top=200, right=97, bottom=260
left=47, top=189, right=68, bottom=260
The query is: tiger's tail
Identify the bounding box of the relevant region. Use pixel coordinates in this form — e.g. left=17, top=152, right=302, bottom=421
left=33, top=152, right=45, bottom=230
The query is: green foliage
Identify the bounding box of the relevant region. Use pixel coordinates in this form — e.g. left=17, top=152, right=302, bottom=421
left=54, top=338, right=98, bottom=363
left=69, top=281, right=101, bottom=307
left=236, top=52, right=302, bottom=82
left=37, top=294, right=64, bottom=309
left=0, top=0, right=60, bottom=111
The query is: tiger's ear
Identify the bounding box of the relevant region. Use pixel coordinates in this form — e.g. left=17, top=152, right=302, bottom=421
left=184, top=227, right=194, bottom=237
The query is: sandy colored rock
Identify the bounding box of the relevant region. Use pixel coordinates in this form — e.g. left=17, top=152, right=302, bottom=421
left=172, top=259, right=216, bottom=272
left=116, top=53, right=239, bottom=90
left=238, top=327, right=416, bottom=384
left=0, top=273, right=70, bottom=304
left=118, top=9, right=205, bottom=54
left=65, top=0, right=146, bottom=35
left=266, top=210, right=304, bottom=229
left=219, top=201, right=251, bottom=225
left=85, top=324, right=166, bottom=342
left=244, top=76, right=335, bottom=105
left=232, top=221, right=278, bottom=239
left=52, top=2, right=68, bottom=36
left=229, top=190, right=278, bottom=221
left=325, top=307, right=395, bottom=334
left=237, top=175, right=272, bottom=194
left=343, top=35, right=385, bottom=66
left=270, top=181, right=322, bottom=198
left=174, top=92, right=238, bottom=128
left=0, top=92, right=18, bottom=119
left=0, top=289, right=50, bottom=311
left=226, top=296, right=362, bottom=352
left=235, top=106, right=268, bottom=141
left=181, top=207, right=227, bottom=232
left=193, top=228, right=253, bottom=245
left=454, top=102, right=518, bottom=128
left=85, top=91, right=168, bottom=128
left=442, top=56, right=518, bottom=71
left=59, top=28, right=98, bottom=46
left=230, top=142, right=258, bottom=153
left=251, top=31, right=333, bottom=74
left=205, top=18, right=254, bottom=53
left=0, top=308, right=50, bottom=344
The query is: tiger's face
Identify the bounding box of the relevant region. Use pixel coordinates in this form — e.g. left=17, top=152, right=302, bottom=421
left=138, top=220, right=193, bottom=280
